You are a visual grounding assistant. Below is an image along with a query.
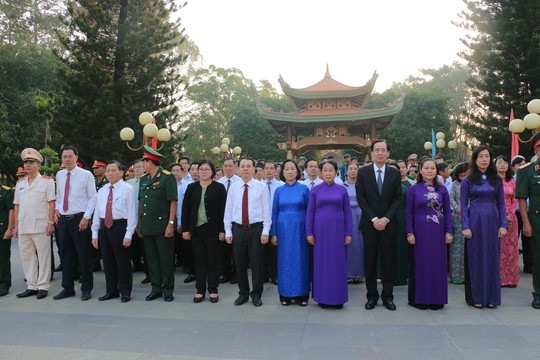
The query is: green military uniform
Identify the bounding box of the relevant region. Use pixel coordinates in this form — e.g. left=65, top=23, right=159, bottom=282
left=95, top=176, right=109, bottom=191
left=516, top=133, right=540, bottom=308
left=139, top=146, right=178, bottom=297
left=0, top=184, right=14, bottom=294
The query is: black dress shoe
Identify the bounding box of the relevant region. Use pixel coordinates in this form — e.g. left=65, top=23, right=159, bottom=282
left=121, top=295, right=131, bottom=303
left=365, top=299, right=377, bottom=310
left=252, top=298, right=262, bottom=307
left=53, top=290, right=75, bottom=300
left=0, top=289, right=8, bottom=297
left=409, top=303, right=428, bottom=310
left=36, top=290, right=48, bottom=299
left=98, top=293, right=119, bottom=301
left=141, top=277, right=151, bottom=284
left=270, top=277, right=278, bottom=286
left=16, top=289, right=38, bottom=298
left=219, top=275, right=231, bottom=284
left=234, top=296, right=249, bottom=306
left=184, top=274, right=196, bottom=283
left=429, top=304, right=444, bottom=310
left=164, top=294, right=174, bottom=302
left=146, top=292, right=162, bottom=301
left=81, top=291, right=91, bottom=301
left=532, top=299, right=540, bottom=309
left=383, top=300, right=396, bottom=311
left=209, top=295, right=219, bottom=303
left=193, top=295, right=205, bottom=303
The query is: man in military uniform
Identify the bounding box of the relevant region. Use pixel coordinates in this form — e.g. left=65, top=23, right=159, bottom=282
left=92, top=157, right=108, bottom=271
left=13, top=148, right=56, bottom=299
left=0, top=170, right=14, bottom=297
left=516, top=132, right=540, bottom=309
left=137, top=145, right=178, bottom=302
left=93, top=157, right=109, bottom=191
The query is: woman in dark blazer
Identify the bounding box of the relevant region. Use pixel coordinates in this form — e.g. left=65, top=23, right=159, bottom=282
left=182, top=160, right=227, bottom=303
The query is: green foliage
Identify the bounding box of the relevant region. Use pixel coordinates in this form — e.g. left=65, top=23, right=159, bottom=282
left=374, top=63, right=471, bottom=163
left=181, top=66, right=287, bottom=162
left=0, top=43, right=64, bottom=184
left=39, top=147, right=60, bottom=176
left=55, top=0, right=187, bottom=165
left=457, top=0, right=540, bottom=156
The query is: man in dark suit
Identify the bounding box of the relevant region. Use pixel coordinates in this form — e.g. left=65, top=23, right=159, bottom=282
left=356, top=139, right=402, bottom=311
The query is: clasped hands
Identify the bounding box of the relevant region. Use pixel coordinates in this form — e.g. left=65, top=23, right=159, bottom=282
left=373, top=217, right=389, bottom=231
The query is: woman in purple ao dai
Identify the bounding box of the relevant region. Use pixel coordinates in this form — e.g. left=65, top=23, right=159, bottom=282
left=406, top=158, right=453, bottom=310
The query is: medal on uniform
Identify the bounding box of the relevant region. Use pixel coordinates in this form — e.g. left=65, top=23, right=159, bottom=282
left=535, top=165, right=539, bottom=172
left=481, top=174, right=486, bottom=180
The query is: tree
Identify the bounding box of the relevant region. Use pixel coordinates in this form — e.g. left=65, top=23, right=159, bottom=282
left=55, top=0, right=187, bottom=164
left=375, top=63, right=472, bottom=162
left=456, top=0, right=540, bottom=156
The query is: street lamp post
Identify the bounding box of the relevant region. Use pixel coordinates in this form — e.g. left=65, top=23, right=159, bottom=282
left=424, top=132, right=457, bottom=155
left=119, top=111, right=171, bottom=151
left=508, top=99, right=540, bottom=142
left=211, top=138, right=242, bottom=161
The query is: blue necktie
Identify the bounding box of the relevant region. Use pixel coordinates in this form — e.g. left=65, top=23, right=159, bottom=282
left=226, top=179, right=231, bottom=192
left=377, top=169, right=383, bottom=194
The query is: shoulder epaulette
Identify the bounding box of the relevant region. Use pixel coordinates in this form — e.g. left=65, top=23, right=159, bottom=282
left=1, top=185, right=10, bottom=190
left=162, top=169, right=171, bottom=175
left=42, top=176, right=51, bottom=179
left=519, top=162, right=532, bottom=169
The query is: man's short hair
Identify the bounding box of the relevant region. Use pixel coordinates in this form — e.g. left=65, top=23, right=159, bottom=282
left=61, top=145, right=78, bottom=156
left=370, top=139, right=390, bottom=152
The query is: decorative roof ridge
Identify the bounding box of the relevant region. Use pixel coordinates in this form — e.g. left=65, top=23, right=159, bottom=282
left=325, top=64, right=331, bottom=79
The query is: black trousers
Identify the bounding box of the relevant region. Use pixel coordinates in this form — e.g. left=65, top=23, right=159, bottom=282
left=182, top=235, right=194, bottom=275
left=220, top=242, right=235, bottom=278
left=232, top=222, right=264, bottom=300
left=192, top=223, right=221, bottom=294
left=363, top=229, right=396, bottom=302
left=516, top=210, right=533, bottom=271
left=0, top=237, right=11, bottom=291
left=57, top=213, right=93, bottom=293
left=264, top=242, right=277, bottom=280
left=99, top=219, right=132, bottom=296
left=130, top=231, right=147, bottom=274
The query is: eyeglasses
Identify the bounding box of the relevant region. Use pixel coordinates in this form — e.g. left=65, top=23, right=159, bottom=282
left=198, top=168, right=211, bottom=172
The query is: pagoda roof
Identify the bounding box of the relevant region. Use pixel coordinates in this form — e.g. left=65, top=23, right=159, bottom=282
left=257, top=94, right=406, bottom=135
left=278, top=66, right=378, bottom=102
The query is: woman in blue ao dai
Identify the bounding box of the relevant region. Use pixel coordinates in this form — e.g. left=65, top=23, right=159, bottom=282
left=270, top=160, right=311, bottom=306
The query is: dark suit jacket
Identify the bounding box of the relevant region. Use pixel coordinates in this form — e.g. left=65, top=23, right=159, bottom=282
left=181, top=181, right=227, bottom=235
left=355, top=164, right=402, bottom=234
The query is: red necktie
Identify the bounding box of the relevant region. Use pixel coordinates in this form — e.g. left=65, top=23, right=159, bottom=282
left=242, top=184, right=249, bottom=226
left=63, top=172, right=70, bottom=212
left=105, top=185, right=114, bottom=228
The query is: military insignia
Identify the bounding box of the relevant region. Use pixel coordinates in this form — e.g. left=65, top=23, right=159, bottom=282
left=152, top=182, right=160, bottom=186
left=536, top=165, right=539, bottom=172
left=1, top=185, right=10, bottom=190
left=520, top=162, right=532, bottom=169
left=162, top=170, right=171, bottom=175
left=42, top=176, right=51, bottom=179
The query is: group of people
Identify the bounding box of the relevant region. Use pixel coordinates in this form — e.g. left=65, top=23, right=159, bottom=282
left=1, top=137, right=539, bottom=311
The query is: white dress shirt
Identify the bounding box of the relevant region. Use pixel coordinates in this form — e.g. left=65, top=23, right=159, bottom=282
left=217, top=174, right=242, bottom=192
left=263, top=178, right=284, bottom=211
left=14, top=174, right=56, bottom=234
left=91, top=180, right=137, bottom=240
left=176, top=177, right=194, bottom=224
left=373, top=163, right=386, bottom=183
left=55, top=166, right=97, bottom=217
left=300, top=177, right=322, bottom=190
left=224, top=178, right=271, bottom=237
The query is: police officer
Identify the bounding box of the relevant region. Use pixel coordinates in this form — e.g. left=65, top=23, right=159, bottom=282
left=516, top=132, right=540, bottom=309
left=137, top=145, right=178, bottom=302
left=13, top=148, right=56, bottom=299
left=0, top=171, right=14, bottom=297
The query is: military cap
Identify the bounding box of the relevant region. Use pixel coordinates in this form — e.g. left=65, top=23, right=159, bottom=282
left=343, top=153, right=351, bottom=158
left=407, top=153, right=418, bottom=161
left=21, top=148, right=43, bottom=163
left=141, top=145, right=163, bottom=163
left=92, top=157, right=108, bottom=168
left=77, top=158, right=86, bottom=168
left=531, top=132, right=540, bottom=152
left=16, top=167, right=27, bottom=176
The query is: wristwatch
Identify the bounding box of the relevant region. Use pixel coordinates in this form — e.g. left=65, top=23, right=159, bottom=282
left=168, top=220, right=174, bottom=225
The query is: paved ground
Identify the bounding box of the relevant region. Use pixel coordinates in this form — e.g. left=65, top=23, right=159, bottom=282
left=1, top=240, right=539, bottom=360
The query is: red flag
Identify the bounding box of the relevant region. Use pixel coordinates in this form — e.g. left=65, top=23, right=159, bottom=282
left=151, top=114, right=158, bottom=150
left=510, top=109, right=519, bottom=158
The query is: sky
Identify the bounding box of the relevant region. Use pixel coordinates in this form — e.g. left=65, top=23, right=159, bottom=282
left=180, top=0, right=469, bottom=93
